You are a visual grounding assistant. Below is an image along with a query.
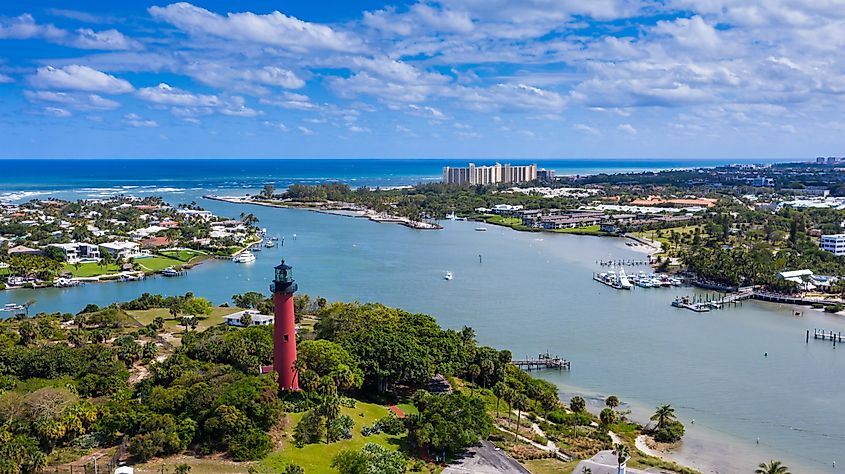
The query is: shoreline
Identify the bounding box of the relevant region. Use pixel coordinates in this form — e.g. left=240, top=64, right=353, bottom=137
left=204, top=194, right=443, bottom=230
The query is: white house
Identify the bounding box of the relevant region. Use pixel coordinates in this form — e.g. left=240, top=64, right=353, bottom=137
left=47, top=242, right=100, bottom=263
left=777, top=269, right=816, bottom=291
left=100, top=241, right=142, bottom=260
left=177, top=209, right=213, bottom=221
left=821, top=234, right=845, bottom=256
left=223, top=310, right=274, bottom=327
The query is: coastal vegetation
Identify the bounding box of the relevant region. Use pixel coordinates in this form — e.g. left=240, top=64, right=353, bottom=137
left=0, top=291, right=695, bottom=474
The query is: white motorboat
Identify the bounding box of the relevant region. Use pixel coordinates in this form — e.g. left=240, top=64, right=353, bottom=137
left=161, top=267, right=180, bottom=277
left=265, top=240, right=276, bottom=248
left=475, top=226, right=488, bottom=231
left=618, top=268, right=633, bottom=290
left=233, top=251, right=256, bottom=263
left=443, top=271, right=453, bottom=280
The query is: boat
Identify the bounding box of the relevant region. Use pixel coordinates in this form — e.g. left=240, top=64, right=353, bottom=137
left=161, top=267, right=180, bottom=277
left=475, top=226, right=488, bottom=232
left=446, top=212, right=457, bottom=220
left=618, top=268, right=633, bottom=290
left=265, top=240, right=276, bottom=248
left=443, top=271, right=453, bottom=280
left=2, top=303, right=24, bottom=312
left=233, top=251, right=256, bottom=263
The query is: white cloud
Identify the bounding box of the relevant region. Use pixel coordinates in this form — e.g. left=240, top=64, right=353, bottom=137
left=30, top=65, right=134, bottom=93
left=0, top=74, right=13, bottom=83
left=574, top=123, right=601, bottom=135
left=348, top=125, right=370, bottom=133
left=298, top=125, right=315, bottom=135
left=43, top=106, right=72, bottom=117
left=137, top=83, right=219, bottom=106
left=73, top=28, right=140, bottom=50
left=408, top=104, right=447, bottom=119
left=148, top=2, right=363, bottom=52
left=0, top=14, right=65, bottom=41
left=24, top=90, right=121, bottom=110
left=617, top=123, right=638, bottom=135
left=262, top=121, right=289, bottom=132
left=124, top=113, right=158, bottom=127
left=259, top=92, right=317, bottom=110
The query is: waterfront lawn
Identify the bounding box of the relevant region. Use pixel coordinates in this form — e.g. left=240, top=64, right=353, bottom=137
left=63, top=262, right=121, bottom=278
left=258, top=401, right=406, bottom=474
left=552, top=224, right=606, bottom=236
left=135, top=256, right=184, bottom=272
left=127, top=306, right=241, bottom=333
left=158, top=249, right=206, bottom=262
left=481, top=215, right=539, bottom=232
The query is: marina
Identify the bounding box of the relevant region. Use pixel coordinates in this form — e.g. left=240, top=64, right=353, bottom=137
left=671, top=291, right=752, bottom=312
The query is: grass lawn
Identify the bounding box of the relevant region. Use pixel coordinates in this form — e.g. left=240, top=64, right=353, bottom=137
left=521, top=458, right=581, bottom=474
left=258, top=401, right=404, bottom=474
left=134, top=256, right=185, bottom=272
left=551, top=225, right=606, bottom=236
left=158, top=249, right=207, bottom=262
left=63, top=262, right=121, bottom=277
left=127, top=306, right=241, bottom=333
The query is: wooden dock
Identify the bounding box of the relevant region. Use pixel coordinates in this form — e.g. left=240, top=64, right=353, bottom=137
left=671, top=290, right=752, bottom=312
left=513, top=352, right=570, bottom=371
left=808, top=329, right=845, bottom=346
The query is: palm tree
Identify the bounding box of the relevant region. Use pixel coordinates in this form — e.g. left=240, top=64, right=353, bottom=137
left=512, top=393, right=529, bottom=442
left=650, top=404, right=676, bottom=431
left=492, top=382, right=506, bottom=420
left=605, top=395, right=620, bottom=410
left=755, top=460, right=790, bottom=474
left=612, top=443, right=629, bottom=470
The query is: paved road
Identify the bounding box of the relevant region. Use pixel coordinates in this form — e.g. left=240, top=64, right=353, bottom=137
left=442, top=441, right=531, bottom=474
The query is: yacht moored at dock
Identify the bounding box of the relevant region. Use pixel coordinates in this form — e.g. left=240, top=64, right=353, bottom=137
left=233, top=251, right=256, bottom=263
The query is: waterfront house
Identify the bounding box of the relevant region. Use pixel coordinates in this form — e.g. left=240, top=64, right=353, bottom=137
left=223, top=310, right=274, bottom=327
left=177, top=209, right=213, bottom=221
left=777, top=269, right=816, bottom=291
left=100, top=241, right=142, bottom=260
left=47, top=242, right=101, bottom=263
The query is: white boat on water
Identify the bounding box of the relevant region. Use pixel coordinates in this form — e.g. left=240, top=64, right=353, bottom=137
left=443, top=271, right=453, bottom=280
left=446, top=212, right=457, bottom=220
left=233, top=251, right=256, bottom=263
left=161, top=267, right=180, bottom=277
left=265, top=240, right=276, bottom=248
left=2, top=303, right=23, bottom=312
left=618, top=268, right=633, bottom=290
left=475, top=226, right=488, bottom=231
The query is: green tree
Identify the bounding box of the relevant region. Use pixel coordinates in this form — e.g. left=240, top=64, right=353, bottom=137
left=492, top=382, right=506, bottom=420
left=570, top=396, right=586, bottom=413
left=755, top=460, right=790, bottom=474
left=331, top=449, right=368, bottom=474
left=650, top=404, right=676, bottom=431
left=175, top=464, right=191, bottom=474
left=605, top=395, right=620, bottom=410
left=407, top=391, right=491, bottom=456
left=600, top=408, right=616, bottom=426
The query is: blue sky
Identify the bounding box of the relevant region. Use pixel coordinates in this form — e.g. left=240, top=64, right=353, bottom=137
left=1, top=0, right=844, bottom=159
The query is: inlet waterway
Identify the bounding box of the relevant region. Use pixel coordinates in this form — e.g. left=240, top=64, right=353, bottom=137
left=3, top=194, right=844, bottom=473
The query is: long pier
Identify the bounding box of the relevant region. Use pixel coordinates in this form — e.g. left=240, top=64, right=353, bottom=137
left=513, top=352, right=570, bottom=371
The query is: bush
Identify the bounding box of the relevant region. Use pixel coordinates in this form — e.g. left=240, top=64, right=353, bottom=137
left=654, top=420, right=685, bottom=443
left=227, top=429, right=273, bottom=461
left=376, top=415, right=405, bottom=435
left=293, top=410, right=324, bottom=447
left=824, top=304, right=844, bottom=313
left=328, top=415, right=355, bottom=441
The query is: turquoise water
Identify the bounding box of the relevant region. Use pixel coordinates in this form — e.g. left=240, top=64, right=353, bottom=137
left=2, top=199, right=843, bottom=473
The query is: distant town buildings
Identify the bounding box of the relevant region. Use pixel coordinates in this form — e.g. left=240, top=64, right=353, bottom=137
left=442, top=163, right=537, bottom=185
left=820, top=234, right=845, bottom=256
left=816, top=156, right=845, bottom=165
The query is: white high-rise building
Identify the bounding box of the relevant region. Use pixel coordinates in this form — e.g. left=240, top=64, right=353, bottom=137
left=442, top=163, right=537, bottom=185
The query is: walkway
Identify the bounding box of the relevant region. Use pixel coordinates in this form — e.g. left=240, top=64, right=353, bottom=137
left=442, top=441, right=531, bottom=474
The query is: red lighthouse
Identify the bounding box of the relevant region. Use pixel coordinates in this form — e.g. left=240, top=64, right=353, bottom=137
left=271, top=260, right=299, bottom=391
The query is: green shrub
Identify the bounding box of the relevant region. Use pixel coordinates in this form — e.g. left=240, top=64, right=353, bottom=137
left=653, top=420, right=685, bottom=443
left=227, top=429, right=273, bottom=461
